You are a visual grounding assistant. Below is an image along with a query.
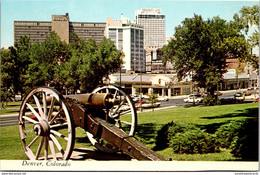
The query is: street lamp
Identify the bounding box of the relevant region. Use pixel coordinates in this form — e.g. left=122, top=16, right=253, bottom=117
left=139, top=57, right=143, bottom=112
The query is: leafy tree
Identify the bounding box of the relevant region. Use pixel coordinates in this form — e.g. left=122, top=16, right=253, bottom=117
left=79, top=38, right=124, bottom=92
left=234, top=5, right=259, bottom=45
left=1, top=48, right=15, bottom=107
left=1, top=36, right=32, bottom=101
left=163, top=15, right=250, bottom=100
left=14, top=36, right=32, bottom=96
left=161, top=40, right=176, bottom=68
left=148, top=93, right=158, bottom=111
left=233, top=5, right=259, bottom=71
left=26, top=32, right=70, bottom=90
left=56, top=35, right=124, bottom=93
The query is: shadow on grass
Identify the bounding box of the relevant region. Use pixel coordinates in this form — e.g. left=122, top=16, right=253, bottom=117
left=0, top=109, right=20, bottom=115
left=135, top=123, right=159, bottom=145
left=198, top=107, right=258, bottom=133
left=75, top=136, right=90, bottom=144
left=201, top=107, right=258, bottom=120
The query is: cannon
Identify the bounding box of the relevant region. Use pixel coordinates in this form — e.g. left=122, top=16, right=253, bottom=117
left=18, top=85, right=166, bottom=161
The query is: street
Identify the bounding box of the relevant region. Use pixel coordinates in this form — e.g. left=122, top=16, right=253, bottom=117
left=0, top=115, right=19, bottom=127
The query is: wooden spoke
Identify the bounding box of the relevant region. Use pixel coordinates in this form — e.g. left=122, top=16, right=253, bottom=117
left=33, top=95, right=44, bottom=119
left=49, top=139, right=57, bottom=160
left=35, top=137, right=44, bottom=160
left=25, top=103, right=41, bottom=121
left=25, top=147, right=36, bottom=160
left=50, top=134, right=64, bottom=157
left=50, top=122, right=68, bottom=129
left=49, top=108, right=63, bottom=124
left=22, top=115, right=38, bottom=124
left=48, top=96, right=56, bottom=121
left=42, top=92, right=47, bottom=119
left=50, top=130, right=69, bottom=141
left=44, top=136, right=49, bottom=160
left=28, top=135, right=40, bottom=148
left=113, top=90, right=118, bottom=99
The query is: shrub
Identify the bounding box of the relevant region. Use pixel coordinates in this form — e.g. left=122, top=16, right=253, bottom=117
left=154, top=122, right=198, bottom=150
left=155, top=122, right=219, bottom=154
left=169, top=127, right=219, bottom=154
left=229, top=119, right=259, bottom=160
left=215, top=120, right=245, bottom=148
left=215, top=119, right=258, bottom=161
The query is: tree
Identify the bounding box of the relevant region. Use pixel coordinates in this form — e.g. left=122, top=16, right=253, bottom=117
left=56, top=35, right=124, bottom=93
left=79, top=38, right=124, bottom=92
left=1, top=48, right=15, bottom=107
left=164, top=14, right=250, bottom=102
left=148, top=93, right=158, bottom=111
left=233, top=5, right=259, bottom=72
left=14, top=36, right=32, bottom=97
left=1, top=36, right=32, bottom=101
left=26, top=32, right=70, bottom=90
left=161, top=40, right=176, bottom=68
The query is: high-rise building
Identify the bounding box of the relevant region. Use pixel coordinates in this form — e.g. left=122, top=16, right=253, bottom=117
left=106, top=16, right=145, bottom=72
left=14, top=13, right=106, bottom=44
left=135, top=8, right=166, bottom=48
left=135, top=8, right=167, bottom=73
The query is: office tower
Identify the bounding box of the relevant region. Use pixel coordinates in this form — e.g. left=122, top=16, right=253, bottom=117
left=14, top=13, right=106, bottom=44
left=106, top=16, right=145, bottom=72
left=135, top=8, right=167, bottom=73
left=135, top=8, right=166, bottom=48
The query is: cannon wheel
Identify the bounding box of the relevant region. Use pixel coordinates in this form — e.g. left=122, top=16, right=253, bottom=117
left=86, top=85, right=137, bottom=153
left=18, top=87, right=75, bottom=160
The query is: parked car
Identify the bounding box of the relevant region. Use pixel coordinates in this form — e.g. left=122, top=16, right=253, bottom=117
left=131, top=95, right=141, bottom=102
left=184, top=94, right=203, bottom=103
left=234, top=92, right=243, bottom=97
left=214, top=91, right=223, bottom=96
left=158, top=97, right=169, bottom=101
left=243, top=91, right=252, bottom=96
left=135, top=99, right=147, bottom=108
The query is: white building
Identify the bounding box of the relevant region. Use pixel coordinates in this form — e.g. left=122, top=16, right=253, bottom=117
left=105, top=16, right=145, bottom=72
left=135, top=8, right=166, bottom=49
left=135, top=8, right=167, bottom=73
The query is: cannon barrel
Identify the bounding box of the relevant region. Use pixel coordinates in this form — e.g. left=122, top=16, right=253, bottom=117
left=65, top=93, right=115, bottom=109
left=47, top=93, right=115, bottom=109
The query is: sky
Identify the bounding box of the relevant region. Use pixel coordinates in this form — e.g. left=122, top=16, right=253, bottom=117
left=1, top=0, right=259, bottom=47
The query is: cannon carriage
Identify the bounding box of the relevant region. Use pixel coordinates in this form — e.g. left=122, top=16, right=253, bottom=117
left=18, top=85, right=166, bottom=161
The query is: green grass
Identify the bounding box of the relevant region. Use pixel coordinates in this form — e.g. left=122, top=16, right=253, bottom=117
left=0, top=125, right=94, bottom=160
left=0, top=103, right=258, bottom=160
left=0, top=101, right=22, bottom=115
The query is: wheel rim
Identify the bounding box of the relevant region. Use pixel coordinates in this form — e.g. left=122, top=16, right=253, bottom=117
left=18, top=87, right=75, bottom=160
left=86, top=85, right=137, bottom=153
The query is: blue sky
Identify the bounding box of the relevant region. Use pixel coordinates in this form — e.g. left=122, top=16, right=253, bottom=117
left=1, top=0, right=258, bottom=47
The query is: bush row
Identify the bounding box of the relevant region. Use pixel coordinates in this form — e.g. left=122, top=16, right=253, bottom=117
left=154, top=120, right=258, bottom=160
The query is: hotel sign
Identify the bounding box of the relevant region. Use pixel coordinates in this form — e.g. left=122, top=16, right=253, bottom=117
left=52, top=16, right=68, bottom=21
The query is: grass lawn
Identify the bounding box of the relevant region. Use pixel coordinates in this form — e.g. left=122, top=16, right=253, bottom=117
left=0, top=101, right=22, bottom=115
left=0, top=102, right=258, bottom=161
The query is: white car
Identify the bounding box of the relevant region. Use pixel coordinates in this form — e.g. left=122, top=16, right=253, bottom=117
left=158, top=97, right=169, bottom=101
left=184, top=94, right=203, bottom=103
